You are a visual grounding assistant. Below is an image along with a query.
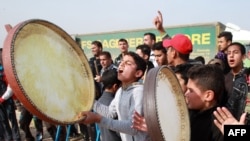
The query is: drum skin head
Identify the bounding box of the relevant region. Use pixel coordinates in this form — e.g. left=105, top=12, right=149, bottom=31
left=143, top=66, right=190, bottom=141
left=2, top=19, right=95, bottom=125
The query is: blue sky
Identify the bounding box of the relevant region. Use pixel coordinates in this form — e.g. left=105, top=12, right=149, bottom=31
left=0, top=0, right=249, bottom=47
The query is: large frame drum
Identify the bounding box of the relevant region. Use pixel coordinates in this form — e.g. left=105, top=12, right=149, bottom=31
left=2, top=19, right=95, bottom=125
left=143, top=66, right=190, bottom=141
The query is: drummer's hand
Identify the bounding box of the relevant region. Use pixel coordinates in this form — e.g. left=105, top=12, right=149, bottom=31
left=153, top=10, right=166, bottom=35
left=94, top=75, right=102, bottom=82
left=131, top=110, right=148, bottom=132
left=78, top=111, right=102, bottom=124
left=213, top=107, right=247, bottom=135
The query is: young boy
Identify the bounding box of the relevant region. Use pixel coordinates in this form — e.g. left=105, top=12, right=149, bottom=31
left=97, top=69, right=121, bottom=141
left=132, top=65, right=224, bottom=141
left=131, top=63, right=195, bottom=133
left=225, top=42, right=246, bottom=98
left=185, top=64, right=224, bottom=141
left=79, top=51, right=149, bottom=141
left=224, top=42, right=248, bottom=120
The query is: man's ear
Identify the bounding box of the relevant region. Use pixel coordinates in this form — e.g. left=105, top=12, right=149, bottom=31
left=135, top=70, right=144, bottom=79
left=113, top=83, right=120, bottom=90
left=111, top=83, right=120, bottom=93
left=204, top=90, right=215, bottom=102
left=169, top=48, right=177, bottom=58
left=144, top=54, right=149, bottom=61
left=173, top=49, right=179, bottom=58
left=227, top=41, right=232, bottom=46
left=242, top=54, right=246, bottom=60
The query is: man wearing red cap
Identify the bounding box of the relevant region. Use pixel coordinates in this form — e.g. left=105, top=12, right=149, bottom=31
left=154, top=11, right=201, bottom=68
left=162, top=34, right=193, bottom=67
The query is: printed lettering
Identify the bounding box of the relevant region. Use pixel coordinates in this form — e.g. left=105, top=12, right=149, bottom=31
left=228, top=129, right=247, bottom=136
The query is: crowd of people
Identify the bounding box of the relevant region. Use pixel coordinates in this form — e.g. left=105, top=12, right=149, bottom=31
left=78, top=11, right=250, bottom=141
left=0, top=10, right=250, bottom=141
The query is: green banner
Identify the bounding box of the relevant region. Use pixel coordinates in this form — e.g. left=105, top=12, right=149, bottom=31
left=75, top=22, right=225, bottom=63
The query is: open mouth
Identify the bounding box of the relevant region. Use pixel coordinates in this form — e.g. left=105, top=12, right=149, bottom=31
left=229, top=59, right=235, bottom=64
left=118, top=69, right=123, bottom=73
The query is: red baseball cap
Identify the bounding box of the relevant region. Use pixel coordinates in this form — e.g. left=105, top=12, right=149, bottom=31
left=163, top=34, right=193, bottom=54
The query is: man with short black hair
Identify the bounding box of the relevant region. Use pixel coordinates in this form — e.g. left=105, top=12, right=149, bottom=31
left=217, top=31, right=233, bottom=52
left=143, top=32, right=158, bottom=67
left=152, top=41, right=168, bottom=66
left=94, top=51, right=117, bottom=92
left=135, top=44, right=154, bottom=71
left=143, top=32, right=156, bottom=49
left=114, top=38, right=129, bottom=67
left=215, top=31, right=233, bottom=74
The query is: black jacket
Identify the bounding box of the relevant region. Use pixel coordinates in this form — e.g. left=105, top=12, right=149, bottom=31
left=147, top=61, right=154, bottom=71
left=89, top=57, right=102, bottom=76
left=225, top=69, right=249, bottom=121
left=88, top=57, right=102, bottom=99
left=189, top=108, right=223, bottom=141
left=114, top=54, right=123, bottom=67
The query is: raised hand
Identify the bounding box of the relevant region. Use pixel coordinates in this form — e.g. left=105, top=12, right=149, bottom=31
left=213, top=107, right=247, bottom=134
left=153, top=10, right=165, bottom=35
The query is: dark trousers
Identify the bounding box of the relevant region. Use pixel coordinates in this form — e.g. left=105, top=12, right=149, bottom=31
left=33, top=116, right=43, bottom=141
left=19, top=107, right=34, bottom=140
left=0, top=104, right=12, bottom=141
left=79, top=123, right=96, bottom=141
left=44, top=122, right=57, bottom=140
left=79, top=124, right=89, bottom=140
left=19, top=107, right=44, bottom=141
left=5, top=99, right=21, bottom=141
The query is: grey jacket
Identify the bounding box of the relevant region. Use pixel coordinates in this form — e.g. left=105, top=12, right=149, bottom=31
left=94, top=83, right=150, bottom=141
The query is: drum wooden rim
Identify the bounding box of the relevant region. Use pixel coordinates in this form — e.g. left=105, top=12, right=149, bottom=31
left=143, top=66, right=190, bottom=141
left=2, top=19, right=95, bottom=125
